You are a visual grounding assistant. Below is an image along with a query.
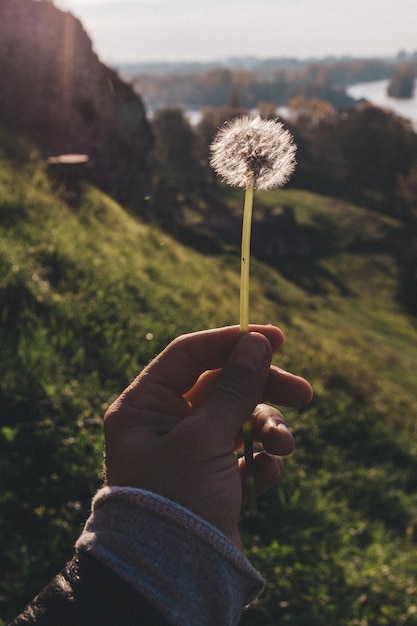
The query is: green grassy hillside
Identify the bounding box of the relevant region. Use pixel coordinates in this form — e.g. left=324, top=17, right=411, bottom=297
left=1, top=130, right=417, bottom=625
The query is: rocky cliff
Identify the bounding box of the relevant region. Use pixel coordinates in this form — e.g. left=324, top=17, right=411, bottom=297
left=0, top=0, right=153, bottom=209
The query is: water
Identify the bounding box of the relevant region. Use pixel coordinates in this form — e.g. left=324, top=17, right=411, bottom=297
left=168, top=81, right=417, bottom=130
left=347, top=79, right=417, bottom=130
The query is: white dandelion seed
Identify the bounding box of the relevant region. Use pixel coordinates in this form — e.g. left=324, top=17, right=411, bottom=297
left=209, top=115, right=297, bottom=515
left=209, top=115, right=297, bottom=190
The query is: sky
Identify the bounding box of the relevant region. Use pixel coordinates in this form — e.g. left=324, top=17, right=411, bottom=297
left=54, top=0, right=417, bottom=64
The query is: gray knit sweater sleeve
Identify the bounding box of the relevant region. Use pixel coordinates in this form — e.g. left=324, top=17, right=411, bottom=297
left=75, top=487, right=265, bottom=626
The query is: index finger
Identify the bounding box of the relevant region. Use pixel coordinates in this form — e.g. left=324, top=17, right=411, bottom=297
left=124, top=325, right=284, bottom=402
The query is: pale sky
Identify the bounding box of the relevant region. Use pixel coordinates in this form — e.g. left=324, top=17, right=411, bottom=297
left=54, top=0, right=417, bottom=64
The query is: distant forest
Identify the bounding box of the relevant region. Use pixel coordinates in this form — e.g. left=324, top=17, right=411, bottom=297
left=110, top=55, right=417, bottom=256
left=141, top=57, right=417, bottom=311
left=116, top=54, right=417, bottom=111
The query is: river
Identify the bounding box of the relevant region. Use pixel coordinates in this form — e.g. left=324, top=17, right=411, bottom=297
left=346, top=79, right=417, bottom=130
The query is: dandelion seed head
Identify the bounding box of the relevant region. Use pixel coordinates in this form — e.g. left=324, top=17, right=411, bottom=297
left=209, top=115, right=297, bottom=190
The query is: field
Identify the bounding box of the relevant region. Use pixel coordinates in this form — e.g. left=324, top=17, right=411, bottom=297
left=1, top=130, right=417, bottom=624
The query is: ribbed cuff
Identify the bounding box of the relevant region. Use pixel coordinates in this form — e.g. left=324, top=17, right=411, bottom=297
left=76, top=487, right=264, bottom=626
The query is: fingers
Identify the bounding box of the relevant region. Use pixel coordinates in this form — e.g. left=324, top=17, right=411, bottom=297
left=239, top=452, right=286, bottom=506
left=185, top=365, right=313, bottom=410
left=238, top=404, right=294, bottom=507
left=122, top=324, right=284, bottom=409
left=195, top=332, right=273, bottom=436
left=234, top=403, right=294, bottom=455
left=139, top=325, right=283, bottom=394
left=252, top=403, right=295, bottom=455
left=266, top=367, right=313, bottom=408
left=239, top=404, right=294, bottom=506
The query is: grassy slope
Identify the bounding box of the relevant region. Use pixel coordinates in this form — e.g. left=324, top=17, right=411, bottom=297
left=1, top=133, right=417, bottom=624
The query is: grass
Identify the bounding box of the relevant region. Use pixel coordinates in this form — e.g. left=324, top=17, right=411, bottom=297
left=1, top=128, right=417, bottom=624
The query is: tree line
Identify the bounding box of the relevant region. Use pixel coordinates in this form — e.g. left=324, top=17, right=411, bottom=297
left=130, top=57, right=417, bottom=111
left=150, top=99, right=417, bottom=216
left=149, top=99, right=417, bottom=312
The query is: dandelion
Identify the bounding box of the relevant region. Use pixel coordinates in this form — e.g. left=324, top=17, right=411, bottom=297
left=210, top=115, right=297, bottom=513
left=210, top=115, right=296, bottom=191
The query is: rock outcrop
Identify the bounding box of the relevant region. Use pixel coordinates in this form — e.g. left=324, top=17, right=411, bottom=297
left=0, top=0, right=153, bottom=209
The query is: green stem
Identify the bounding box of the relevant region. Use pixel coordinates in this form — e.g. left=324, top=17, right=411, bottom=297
left=240, top=179, right=257, bottom=514
left=240, top=181, right=254, bottom=334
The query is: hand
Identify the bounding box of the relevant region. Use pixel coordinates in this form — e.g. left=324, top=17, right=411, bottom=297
left=104, top=325, right=312, bottom=548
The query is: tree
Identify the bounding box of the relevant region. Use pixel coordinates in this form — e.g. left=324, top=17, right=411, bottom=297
left=149, top=107, right=198, bottom=227
left=151, top=107, right=194, bottom=173
left=287, top=94, right=335, bottom=126
left=387, top=65, right=416, bottom=99
left=396, top=167, right=417, bottom=224
left=257, top=101, right=278, bottom=120
left=337, top=104, right=417, bottom=209
left=195, top=105, right=247, bottom=173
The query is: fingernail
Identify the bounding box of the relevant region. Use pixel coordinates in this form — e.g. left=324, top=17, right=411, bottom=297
left=234, top=334, right=268, bottom=371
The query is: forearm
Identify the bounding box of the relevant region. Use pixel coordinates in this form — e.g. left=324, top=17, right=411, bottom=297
left=10, top=552, right=170, bottom=626
left=76, top=487, right=264, bottom=625
left=12, top=487, right=264, bottom=626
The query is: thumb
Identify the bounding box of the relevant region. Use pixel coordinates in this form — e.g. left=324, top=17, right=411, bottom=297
left=198, top=332, right=272, bottom=439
